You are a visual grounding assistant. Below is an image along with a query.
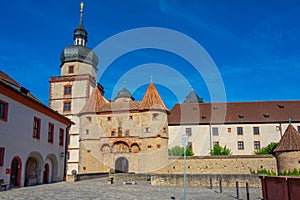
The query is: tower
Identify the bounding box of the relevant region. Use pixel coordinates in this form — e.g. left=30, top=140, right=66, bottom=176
left=49, top=2, right=98, bottom=175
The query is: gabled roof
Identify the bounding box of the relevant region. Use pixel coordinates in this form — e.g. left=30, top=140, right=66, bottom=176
left=168, top=101, right=300, bottom=125
left=273, top=125, right=300, bottom=152
left=0, top=71, right=71, bottom=126
left=79, top=86, right=109, bottom=114
left=140, top=82, right=168, bottom=111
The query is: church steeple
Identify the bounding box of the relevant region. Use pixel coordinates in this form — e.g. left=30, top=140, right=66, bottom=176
left=74, top=2, right=87, bottom=46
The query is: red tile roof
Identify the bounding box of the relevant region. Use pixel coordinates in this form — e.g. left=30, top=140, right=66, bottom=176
left=168, top=101, right=300, bottom=125
left=140, top=82, right=168, bottom=111
left=273, top=125, right=300, bottom=152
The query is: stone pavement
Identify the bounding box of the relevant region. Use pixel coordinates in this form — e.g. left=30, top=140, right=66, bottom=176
left=0, top=177, right=262, bottom=200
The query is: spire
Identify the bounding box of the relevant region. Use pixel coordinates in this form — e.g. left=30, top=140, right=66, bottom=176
left=140, top=82, right=168, bottom=111
left=74, top=2, right=88, bottom=46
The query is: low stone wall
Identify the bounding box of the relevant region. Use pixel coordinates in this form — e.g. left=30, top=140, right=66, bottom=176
left=153, top=155, right=277, bottom=175
left=112, top=173, right=150, bottom=183
left=66, top=172, right=109, bottom=182
left=151, top=174, right=261, bottom=188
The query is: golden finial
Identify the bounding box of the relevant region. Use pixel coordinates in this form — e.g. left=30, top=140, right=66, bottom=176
left=80, top=2, right=84, bottom=13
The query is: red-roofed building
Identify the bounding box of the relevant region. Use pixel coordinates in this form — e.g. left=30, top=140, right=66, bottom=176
left=0, top=71, right=71, bottom=187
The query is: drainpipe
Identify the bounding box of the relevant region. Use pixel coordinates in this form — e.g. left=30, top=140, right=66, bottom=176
left=279, top=122, right=283, bottom=138
left=209, top=123, right=212, bottom=151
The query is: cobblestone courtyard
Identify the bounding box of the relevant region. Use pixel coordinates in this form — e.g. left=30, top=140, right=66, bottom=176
left=0, top=178, right=262, bottom=200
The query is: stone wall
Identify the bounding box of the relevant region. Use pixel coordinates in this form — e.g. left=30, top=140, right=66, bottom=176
left=153, top=155, right=277, bottom=175
left=151, top=174, right=261, bottom=188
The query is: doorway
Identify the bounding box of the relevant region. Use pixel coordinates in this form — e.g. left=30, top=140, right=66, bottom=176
left=115, top=157, right=129, bottom=173
left=10, top=157, right=22, bottom=187
left=43, top=163, right=49, bottom=184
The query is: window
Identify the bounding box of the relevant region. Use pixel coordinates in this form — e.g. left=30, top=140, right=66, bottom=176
left=237, top=141, right=244, bottom=150
left=85, top=129, right=89, bottom=135
left=111, top=131, right=115, bottom=137
left=0, top=100, right=8, bottom=121
left=212, top=127, right=219, bottom=136
left=276, top=126, right=281, bottom=131
left=253, top=127, right=260, bottom=135
left=67, top=151, right=70, bottom=160
left=129, top=115, right=133, bottom=120
left=0, top=147, right=4, bottom=166
left=186, top=128, right=192, bottom=136
left=48, top=123, right=54, bottom=143
left=254, top=141, right=260, bottom=149
left=63, top=101, right=71, bottom=112
left=125, top=131, right=129, bottom=137
left=107, top=117, right=111, bottom=121
left=227, top=128, right=232, bottom=133
left=213, top=141, right=219, bottom=146
left=64, top=85, right=72, bottom=95
left=33, top=117, right=41, bottom=139
left=68, top=65, right=74, bottom=73
left=188, top=142, right=192, bottom=148
left=59, top=128, right=64, bottom=146
left=144, top=127, right=150, bottom=133
left=237, top=127, right=243, bottom=135
left=298, top=126, right=300, bottom=133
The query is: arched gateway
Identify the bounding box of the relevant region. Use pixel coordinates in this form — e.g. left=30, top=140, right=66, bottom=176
left=115, top=157, right=129, bottom=173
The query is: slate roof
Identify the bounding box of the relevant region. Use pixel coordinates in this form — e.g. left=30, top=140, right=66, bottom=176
left=273, top=125, right=300, bottom=152
left=184, top=90, right=203, bottom=103
left=168, top=101, right=300, bottom=125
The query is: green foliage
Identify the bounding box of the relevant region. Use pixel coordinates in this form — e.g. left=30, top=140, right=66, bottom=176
left=250, top=169, right=276, bottom=176
left=210, top=144, right=232, bottom=156
left=279, top=169, right=300, bottom=176
left=168, top=145, right=194, bottom=156
left=254, top=142, right=278, bottom=155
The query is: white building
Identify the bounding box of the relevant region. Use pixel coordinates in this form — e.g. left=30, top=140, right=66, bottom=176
left=168, top=91, right=300, bottom=155
left=0, top=71, right=71, bottom=187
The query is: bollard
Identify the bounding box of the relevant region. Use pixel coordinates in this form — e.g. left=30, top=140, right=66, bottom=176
left=219, top=178, right=222, bottom=193
left=209, top=177, right=212, bottom=189
left=236, top=181, right=239, bottom=200
left=246, top=182, right=249, bottom=200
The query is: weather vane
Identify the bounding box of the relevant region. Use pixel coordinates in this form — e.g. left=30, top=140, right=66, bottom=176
left=80, top=2, right=84, bottom=13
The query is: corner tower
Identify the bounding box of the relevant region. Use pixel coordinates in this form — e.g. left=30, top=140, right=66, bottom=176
left=49, top=2, right=98, bottom=175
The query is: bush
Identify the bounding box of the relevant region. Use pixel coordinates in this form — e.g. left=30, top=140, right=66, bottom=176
left=279, top=169, right=300, bottom=176
left=250, top=169, right=276, bottom=176
left=254, top=142, right=278, bottom=155
left=168, top=145, right=194, bottom=156
left=210, top=144, right=232, bottom=156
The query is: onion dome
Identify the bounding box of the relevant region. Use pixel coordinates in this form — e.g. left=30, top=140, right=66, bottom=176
left=60, top=2, right=98, bottom=69
left=115, top=87, right=135, bottom=100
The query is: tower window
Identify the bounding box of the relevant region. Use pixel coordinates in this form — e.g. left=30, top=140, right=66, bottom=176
left=227, top=128, right=232, bottom=133
left=125, top=131, right=129, bottom=137
left=129, top=115, right=133, bottom=120
left=68, top=65, right=74, bottom=74
left=107, top=117, right=111, bottom=121
left=111, top=131, right=115, bottom=137
left=63, top=101, right=71, bottom=112
left=64, top=85, right=72, bottom=95
left=144, top=127, right=150, bottom=133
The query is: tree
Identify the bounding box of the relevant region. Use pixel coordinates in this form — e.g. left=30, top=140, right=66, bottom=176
left=210, top=144, right=232, bottom=156
left=168, top=145, right=194, bottom=156
left=254, top=142, right=278, bottom=155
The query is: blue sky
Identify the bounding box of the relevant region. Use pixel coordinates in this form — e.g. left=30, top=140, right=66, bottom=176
left=0, top=0, right=300, bottom=109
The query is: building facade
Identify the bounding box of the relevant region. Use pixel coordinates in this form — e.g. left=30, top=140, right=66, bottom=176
left=78, top=83, right=169, bottom=174
left=0, top=71, right=71, bottom=187
left=168, top=93, right=300, bottom=156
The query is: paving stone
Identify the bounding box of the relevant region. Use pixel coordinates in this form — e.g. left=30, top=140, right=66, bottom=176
left=0, top=177, right=262, bottom=199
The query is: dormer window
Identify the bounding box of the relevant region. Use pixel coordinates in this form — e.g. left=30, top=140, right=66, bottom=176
left=68, top=65, right=74, bottom=74
left=277, top=104, right=285, bottom=109
left=238, top=115, right=244, bottom=119
left=263, top=114, right=270, bottom=119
